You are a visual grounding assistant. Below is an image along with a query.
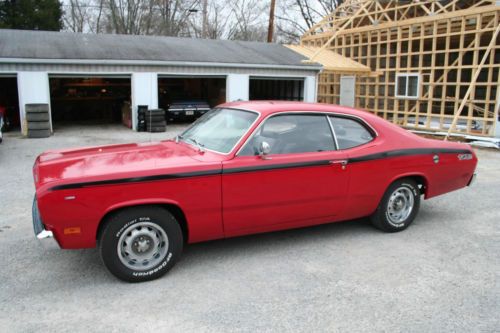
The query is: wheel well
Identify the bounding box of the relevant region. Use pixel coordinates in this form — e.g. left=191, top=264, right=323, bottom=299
left=397, top=175, right=428, bottom=196
left=96, top=204, right=189, bottom=243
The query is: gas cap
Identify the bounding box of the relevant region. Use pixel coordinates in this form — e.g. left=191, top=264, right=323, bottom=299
left=433, top=154, right=439, bottom=164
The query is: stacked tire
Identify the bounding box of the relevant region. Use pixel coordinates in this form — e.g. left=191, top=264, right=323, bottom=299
left=145, top=109, right=166, bottom=132
left=137, top=105, right=148, bottom=132
left=25, top=104, right=51, bottom=138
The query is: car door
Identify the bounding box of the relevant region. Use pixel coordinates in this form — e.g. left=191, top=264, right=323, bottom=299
left=221, top=113, right=350, bottom=235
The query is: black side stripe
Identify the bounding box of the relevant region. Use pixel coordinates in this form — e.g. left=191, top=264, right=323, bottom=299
left=50, top=169, right=221, bottom=191
left=223, top=159, right=331, bottom=175
left=49, top=148, right=471, bottom=191
left=348, top=148, right=472, bottom=163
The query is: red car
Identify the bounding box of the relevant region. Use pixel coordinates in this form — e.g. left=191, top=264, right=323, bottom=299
left=32, top=101, right=477, bottom=282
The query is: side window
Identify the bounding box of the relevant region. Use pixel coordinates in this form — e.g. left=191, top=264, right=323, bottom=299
left=329, top=116, right=374, bottom=150
left=239, top=114, right=336, bottom=156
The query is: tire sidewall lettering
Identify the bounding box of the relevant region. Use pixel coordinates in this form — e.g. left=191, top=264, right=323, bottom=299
left=112, top=214, right=172, bottom=279
left=115, top=216, right=151, bottom=238
left=387, top=219, right=406, bottom=228
left=132, top=252, right=173, bottom=277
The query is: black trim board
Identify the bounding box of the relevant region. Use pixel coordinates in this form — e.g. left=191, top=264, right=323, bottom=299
left=49, top=148, right=471, bottom=191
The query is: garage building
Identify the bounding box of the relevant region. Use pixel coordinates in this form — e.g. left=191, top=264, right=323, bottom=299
left=0, top=29, right=322, bottom=134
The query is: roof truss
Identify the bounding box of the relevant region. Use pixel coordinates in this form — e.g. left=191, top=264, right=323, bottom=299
left=301, top=0, right=497, bottom=42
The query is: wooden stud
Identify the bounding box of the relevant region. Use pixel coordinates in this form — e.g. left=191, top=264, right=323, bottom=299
left=302, top=1, right=499, bottom=137
left=445, top=23, right=500, bottom=139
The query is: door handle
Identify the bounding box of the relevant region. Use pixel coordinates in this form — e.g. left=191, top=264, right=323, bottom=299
left=329, top=159, right=348, bottom=169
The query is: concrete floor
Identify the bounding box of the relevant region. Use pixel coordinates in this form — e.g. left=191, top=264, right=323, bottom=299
left=0, top=124, right=498, bottom=332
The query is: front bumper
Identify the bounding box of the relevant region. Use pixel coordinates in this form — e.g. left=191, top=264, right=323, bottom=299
left=32, top=197, right=60, bottom=250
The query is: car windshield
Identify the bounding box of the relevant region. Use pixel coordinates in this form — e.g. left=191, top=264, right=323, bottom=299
left=179, top=108, right=258, bottom=154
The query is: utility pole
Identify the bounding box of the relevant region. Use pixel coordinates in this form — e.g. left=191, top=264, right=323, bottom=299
left=202, top=0, right=208, bottom=39
left=267, top=0, right=276, bottom=43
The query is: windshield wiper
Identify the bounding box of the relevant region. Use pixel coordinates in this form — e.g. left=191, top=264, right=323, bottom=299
left=175, top=134, right=183, bottom=143
left=184, top=137, right=205, bottom=153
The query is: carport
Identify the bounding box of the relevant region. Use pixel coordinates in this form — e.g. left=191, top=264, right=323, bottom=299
left=0, top=29, right=322, bottom=135
left=49, top=75, right=131, bottom=128
left=0, top=75, right=20, bottom=131
left=158, top=75, right=226, bottom=121
left=250, top=77, right=304, bottom=101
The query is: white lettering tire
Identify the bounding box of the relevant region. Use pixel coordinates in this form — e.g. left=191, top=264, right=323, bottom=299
left=99, top=206, right=183, bottom=282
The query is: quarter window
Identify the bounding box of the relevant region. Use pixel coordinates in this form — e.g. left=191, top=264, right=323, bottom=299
left=239, top=114, right=336, bottom=156
left=329, top=116, right=374, bottom=149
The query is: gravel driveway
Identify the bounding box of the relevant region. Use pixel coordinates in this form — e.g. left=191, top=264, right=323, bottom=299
left=0, top=124, right=498, bottom=332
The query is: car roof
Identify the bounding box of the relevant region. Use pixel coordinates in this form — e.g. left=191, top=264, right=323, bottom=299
left=220, top=101, right=372, bottom=119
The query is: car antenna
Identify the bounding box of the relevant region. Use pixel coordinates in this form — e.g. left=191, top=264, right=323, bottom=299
left=149, top=107, right=153, bottom=142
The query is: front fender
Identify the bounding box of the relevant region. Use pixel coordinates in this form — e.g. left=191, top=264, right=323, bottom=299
left=96, top=198, right=185, bottom=241
left=101, top=198, right=183, bottom=220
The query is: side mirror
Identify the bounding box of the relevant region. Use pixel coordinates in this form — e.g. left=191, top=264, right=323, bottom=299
left=258, top=141, right=271, bottom=159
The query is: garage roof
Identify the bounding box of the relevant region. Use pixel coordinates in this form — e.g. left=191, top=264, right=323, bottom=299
left=0, top=29, right=321, bottom=70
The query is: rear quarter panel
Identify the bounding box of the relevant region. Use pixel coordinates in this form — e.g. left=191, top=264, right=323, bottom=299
left=336, top=118, right=477, bottom=221
left=342, top=151, right=434, bottom=221
left=424, top=150, right=477, bottom=198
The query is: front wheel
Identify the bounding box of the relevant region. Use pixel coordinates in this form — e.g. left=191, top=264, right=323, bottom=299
left=370, top=179, right=420, bottom=232
left=99, top=206, right=183, bottom=282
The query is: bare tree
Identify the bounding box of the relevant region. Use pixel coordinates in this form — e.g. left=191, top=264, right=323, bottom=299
left=227, top=0, right=268, bottom=42
left=104, top=0, right=155, bottom=34
left=63, top=0, right=106, bottom=33
left=62, top=0, right=341, bottom=43
left=64, top=0, right=198, bottom=36
left=188, top=0, right=231, bottom=39
left=94, top=0, right=105, bottom=33
left=64, top=0, right=95, bottom=32
left=154, top=0, right=199, bottom=37
left=275, top=0, right=344, bottom=43
left=187, top=0, right=266, bottom=41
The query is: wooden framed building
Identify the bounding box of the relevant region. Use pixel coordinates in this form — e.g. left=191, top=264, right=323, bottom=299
left=299, top=0, right=500, bottom=137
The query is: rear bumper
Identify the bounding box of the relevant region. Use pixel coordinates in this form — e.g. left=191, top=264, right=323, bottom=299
left=467, top=173, right=477, bottom=186
left=167, top=108, right=209, bottom=120
left=32, top=197, right=60, bottom=250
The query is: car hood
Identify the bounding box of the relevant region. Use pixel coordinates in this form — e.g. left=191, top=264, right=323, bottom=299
left=33, top=140, right=222, bottom=190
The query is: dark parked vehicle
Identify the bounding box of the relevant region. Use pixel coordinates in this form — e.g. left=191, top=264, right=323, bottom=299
left=166, top=100, right=210, bottom=121
left=0, top=105, right=4, bottom=143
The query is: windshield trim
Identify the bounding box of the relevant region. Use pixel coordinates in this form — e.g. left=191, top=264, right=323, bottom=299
left=178, top=107, right=261, bottom=156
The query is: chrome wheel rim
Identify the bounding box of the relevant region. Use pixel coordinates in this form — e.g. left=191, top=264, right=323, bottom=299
left=117, top=222, right=169, bottom=271
left=386, top=187, right=414, bottom=225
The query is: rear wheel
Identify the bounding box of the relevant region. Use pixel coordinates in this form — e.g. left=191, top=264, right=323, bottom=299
left=99, top=206, right=183, bottom=282
left=370, top=179, right=420, bottom=232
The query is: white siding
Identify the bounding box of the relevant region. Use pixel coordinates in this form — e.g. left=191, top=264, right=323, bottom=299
left=0, top=63, right=318, bottom=78
left=303, top=75, right=317, bottom=103
left=226, top=74, right=249, bottom=102
left=17, top=72, right=51, bottom=134
left=131, top=73, right=158, bottom=130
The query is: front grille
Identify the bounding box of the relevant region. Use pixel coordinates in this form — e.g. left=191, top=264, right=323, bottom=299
left=32, top=196, right=44, bottom=236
